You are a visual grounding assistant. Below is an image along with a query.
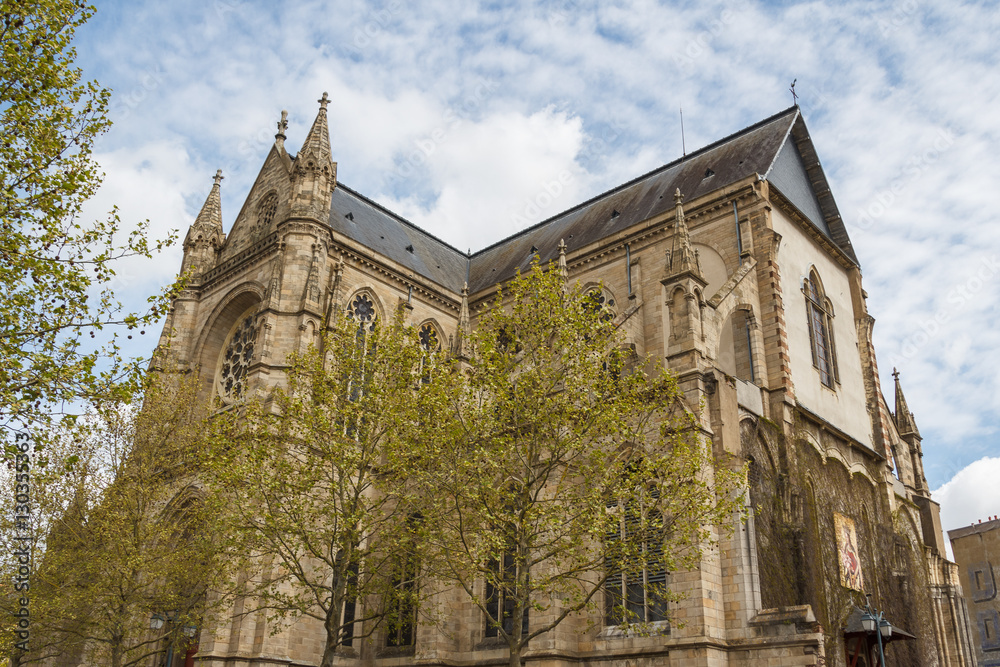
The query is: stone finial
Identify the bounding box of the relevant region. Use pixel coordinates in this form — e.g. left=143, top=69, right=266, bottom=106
left=318, top=92, right=330, bottom=111
left=213, top=169, right=224, bottom=186
left=275, top=110, right=288, bottom=143
left=558, top=239, right=568, bottom=283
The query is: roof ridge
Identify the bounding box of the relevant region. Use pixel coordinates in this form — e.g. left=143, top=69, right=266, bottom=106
left=470, top=106, right=800, bottom=258
left=335, top=182, right=469, bottom=258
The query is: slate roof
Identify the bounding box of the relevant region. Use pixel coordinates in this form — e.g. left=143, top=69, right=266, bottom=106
left=326, top=106, right=857, bottom=297
left=329, top=185, right=469, bottom=292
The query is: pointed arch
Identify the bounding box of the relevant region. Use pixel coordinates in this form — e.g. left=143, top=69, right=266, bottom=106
left=194, top=285, right=265, bottom=403
left=417, top=319, right=444, bottom=352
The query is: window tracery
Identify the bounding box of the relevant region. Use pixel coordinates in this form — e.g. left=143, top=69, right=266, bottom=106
left=604, top=463, right=669, bottom=627
left=217, top=310, right=259, bottom=402
left=418, top=323, right=439, bottom=351
left=250, top=192, right=278, bottom=242
left=584, top=287, right=617, bottom=323
left=348, top=293, right=378, bottom=331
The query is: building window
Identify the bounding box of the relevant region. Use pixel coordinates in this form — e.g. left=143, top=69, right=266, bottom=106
left=605, top=484, right=669, bottom=626
left=348, top=293, right=378, bottom=332
left=216, top=310, right=259, bottom=402
left=385, top=557, right=417, bottom=647
left=250, top=192, right=278, bottom=241
left=418, top=323, right=440, bottom=384
left=583, top=286, right=616, bottom=323
left=484, top=552, right=528, bottom=638
left=804, top=270, right=838, bottom=388
left=346, top=293, right=379, bottom=402
left=386, top=520, right=420, bottom=648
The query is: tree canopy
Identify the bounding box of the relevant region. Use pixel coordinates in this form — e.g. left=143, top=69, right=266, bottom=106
left=205, top=311, right=433, bottom=667
left=0, top=0, right=175, bottom=432
left=411, top=264, right=747, bottom=667
left=0, top=371, right=234, bottom=667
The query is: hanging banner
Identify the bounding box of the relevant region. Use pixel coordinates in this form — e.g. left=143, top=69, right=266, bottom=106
left=834, top=512, right=864, bottom=591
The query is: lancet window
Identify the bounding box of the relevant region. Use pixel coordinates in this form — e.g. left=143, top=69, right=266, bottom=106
left=804, top=270, right=838, bottom=388
left=604, top=467, right=669, bottom=627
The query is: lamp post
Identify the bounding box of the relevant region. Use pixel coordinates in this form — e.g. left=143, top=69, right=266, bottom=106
left=860, top=593, right=893, bottom=667
left=150, top=610, right=188, bottom=667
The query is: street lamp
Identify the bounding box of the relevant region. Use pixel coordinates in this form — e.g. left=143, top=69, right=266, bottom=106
left=149, top=610, right=180, bottom=667
left=862, top=594, right=893, bottom=667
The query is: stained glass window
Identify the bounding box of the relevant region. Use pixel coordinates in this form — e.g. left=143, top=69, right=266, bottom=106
left=584, top=288, right=616, bottom=323
left=218, top=312, right=258, bottom=401
left=348, top=293, right=377, bottom=331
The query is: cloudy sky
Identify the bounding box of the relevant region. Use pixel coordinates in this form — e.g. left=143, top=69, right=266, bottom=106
left=72, top=0, right=999, bottom=538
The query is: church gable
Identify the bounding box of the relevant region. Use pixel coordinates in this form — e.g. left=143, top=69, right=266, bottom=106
left=763, top=115, right=859, bottom=265
left=220, top=144, right=294, bottom=260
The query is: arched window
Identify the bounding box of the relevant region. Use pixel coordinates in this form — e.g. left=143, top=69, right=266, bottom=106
left=216, top=308, right=259, bottom=403
left=804, top=270, right=838, bottom=388
left=418, top=322, right=440, bottom=385
left=345, top=292, right=380, bottom=402
left=583, top=286, right=616, bottom=323
left=347, top=292, right=378, bottom=332
left=604, top=464, right=669, bottom=627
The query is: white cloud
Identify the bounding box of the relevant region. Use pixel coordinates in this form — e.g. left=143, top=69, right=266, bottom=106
left=69, top=0, right=1000, bottom=497
left=933, top=457, right=1000, bottom=559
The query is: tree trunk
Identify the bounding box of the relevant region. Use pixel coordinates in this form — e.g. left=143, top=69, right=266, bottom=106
left=320, top=574, right=346, bottom=667
left=508, top=643, right=523, bottom=667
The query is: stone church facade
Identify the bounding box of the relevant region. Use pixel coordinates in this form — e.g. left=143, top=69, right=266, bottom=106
left=159, top=97, right=975, bottom=666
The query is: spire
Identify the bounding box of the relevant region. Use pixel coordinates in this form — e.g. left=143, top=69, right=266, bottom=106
left=191, top=169, right=224, bottom=234
left=893, top=368, right=920, bottom=437
left=665, top=188, right=704, bottom=282
left=291, top=93, right=337, bottom=220
left=301, top=92, right=332, bottom=163
left=455, top=282, right=471, bottom=359
left=182, top=170, right=226, bottom=276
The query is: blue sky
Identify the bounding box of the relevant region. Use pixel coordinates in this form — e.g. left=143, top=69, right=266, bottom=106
left=73, top=0, right=1000, bottom=536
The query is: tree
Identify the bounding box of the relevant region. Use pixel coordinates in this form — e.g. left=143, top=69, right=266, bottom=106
left=205, top=311, right=433, bottom=667
left=0, top=0, right=175, bottom=432
left=412, top=264, right=747, bottom=667
left=0, top=371, right=234, bottom=667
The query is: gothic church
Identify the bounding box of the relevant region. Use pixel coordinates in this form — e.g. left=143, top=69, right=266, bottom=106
left=161, top=96, right=975, bottom=666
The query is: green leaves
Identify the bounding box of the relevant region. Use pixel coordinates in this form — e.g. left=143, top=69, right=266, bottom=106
left=0, top=1, right=178, bottom=431
left=413, top=262, right=747, bottom=658
left=204, top=311, right=437, bottom=665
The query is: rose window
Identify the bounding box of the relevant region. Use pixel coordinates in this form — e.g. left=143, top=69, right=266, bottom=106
left=218, top=312, right=259, bottom=401
left=584, top=288, right=616, bottom=323
left=348, top=294, right=377, bottom=331
left=419, top=323, right=439, bottom=351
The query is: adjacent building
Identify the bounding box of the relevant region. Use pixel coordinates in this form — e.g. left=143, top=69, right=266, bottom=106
left=157, top=98, right=975, bottom=666
left=950, top=518, right=1000, bottom=666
